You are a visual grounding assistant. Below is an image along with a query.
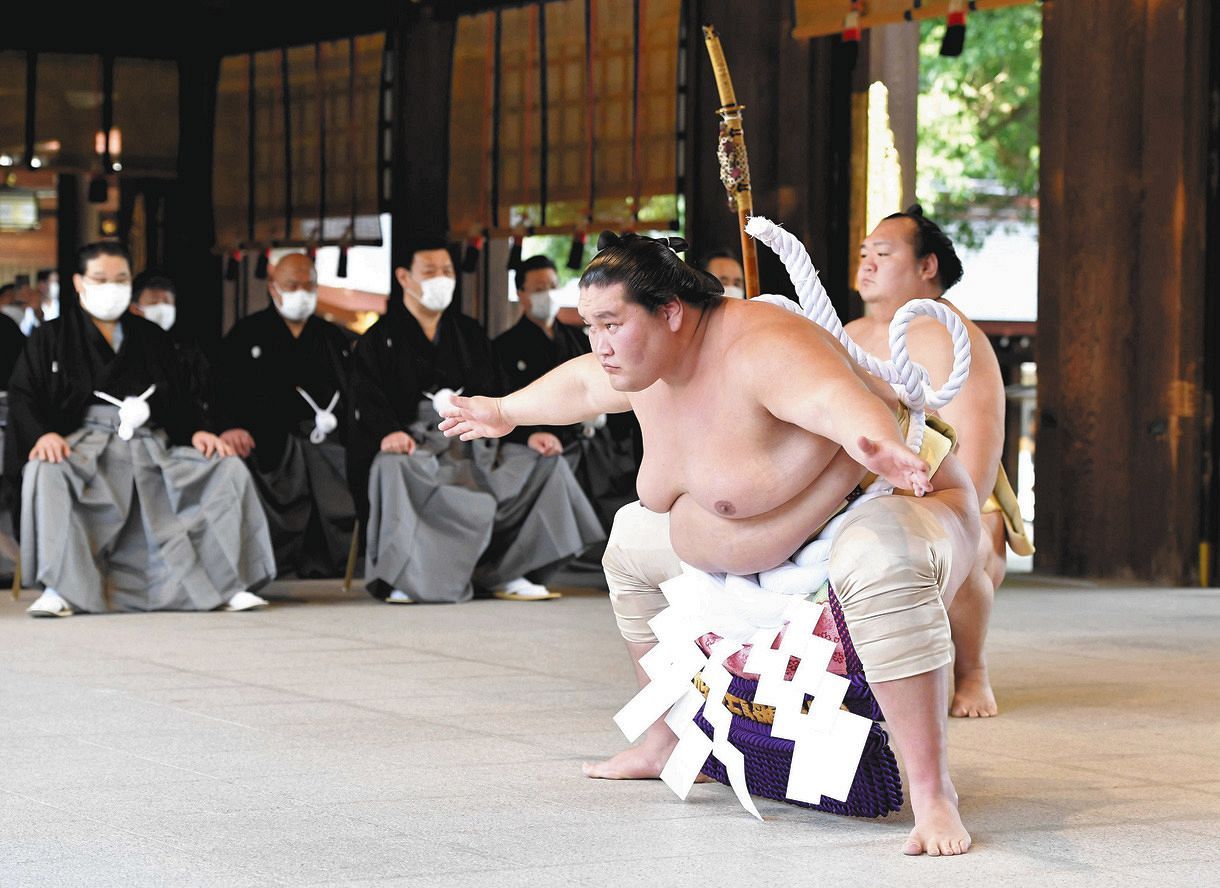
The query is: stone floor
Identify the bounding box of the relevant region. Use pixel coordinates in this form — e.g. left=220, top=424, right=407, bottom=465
left=1, top=572, right=1218, bottom=887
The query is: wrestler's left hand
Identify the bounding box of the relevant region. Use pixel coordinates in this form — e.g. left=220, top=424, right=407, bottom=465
left=439, top=395, right=515, bottom=441
left=857, top=436, right=932, bottom=496
left=193, top=431, right=234, bottom=459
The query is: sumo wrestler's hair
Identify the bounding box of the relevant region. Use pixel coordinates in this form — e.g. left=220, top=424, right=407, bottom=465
left=883, top=204, right=964, bottom=292
left=579, top=231, right=725, bottom=313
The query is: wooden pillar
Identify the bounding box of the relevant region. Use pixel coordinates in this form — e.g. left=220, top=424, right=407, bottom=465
left=55, top=173, right=81, bottom=287
left=864, top=22, right=919, bottom=214
left=1037, top=0, right=1210, bottom=583
left=388, top=10, right=457, bottom=263
left=167, top=53, right=222, bottom=349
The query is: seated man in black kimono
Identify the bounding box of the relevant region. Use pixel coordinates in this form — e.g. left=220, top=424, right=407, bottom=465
left=6, top=242, right=275, bottom=616
left=348, top=239, right=603, bottom=604
left=217, top=252, right=357, bottom=579
left=494, top=255, right=587, bottom=458
left=131, top=272, right=217, bottom=428
left=495, top=255, right=640, bottom=532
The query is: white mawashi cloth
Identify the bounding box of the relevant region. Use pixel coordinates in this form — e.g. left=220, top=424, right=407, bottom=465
left=613, top=485, right=889, bottom=817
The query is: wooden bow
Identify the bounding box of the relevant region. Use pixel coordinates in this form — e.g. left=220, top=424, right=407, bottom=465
left=702, top=25, right=760, bottom=298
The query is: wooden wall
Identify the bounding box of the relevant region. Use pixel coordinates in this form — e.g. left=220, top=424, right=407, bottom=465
left=1037, top=0, right=1211, bottom=583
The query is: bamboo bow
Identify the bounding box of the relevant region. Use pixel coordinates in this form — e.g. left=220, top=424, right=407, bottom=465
left=702, top=25, right=760, bottom=298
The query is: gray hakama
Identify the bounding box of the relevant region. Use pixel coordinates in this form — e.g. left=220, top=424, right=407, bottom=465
left=249, top=423, right=356, bottom=579
left=364, top=401, right=604, bottom=603
left=20, top=406, right=275, bottom=613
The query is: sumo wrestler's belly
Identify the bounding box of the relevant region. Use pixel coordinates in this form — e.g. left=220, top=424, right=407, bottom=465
left=666, top=448, right=867, bottom=575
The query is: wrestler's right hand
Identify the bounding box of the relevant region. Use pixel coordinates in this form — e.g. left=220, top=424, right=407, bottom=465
left=439, top=395, right=515, bottom=441
left=30, top=432, right=71, bottom=464
left=380, top=431, right=417, bottom=455
left=220, top=428, right=256, bottom=458
left=857, top=436, right=933, bottom=496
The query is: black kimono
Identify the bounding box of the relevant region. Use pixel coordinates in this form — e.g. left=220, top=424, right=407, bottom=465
left=348, top=301, right=603, bottom=602
left=217, top=307, right=357, bottom=578
left=493, top=316, right=641, bottom=531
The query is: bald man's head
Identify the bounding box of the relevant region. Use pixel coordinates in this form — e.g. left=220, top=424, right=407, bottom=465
left=271, top=253, right=317, bottom=292
left=268, top=252, right=318, bottom=323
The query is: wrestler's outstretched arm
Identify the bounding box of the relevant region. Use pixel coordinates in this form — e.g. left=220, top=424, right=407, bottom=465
left=750, top=325, right=934, bottom=494
left=440, top=352, right=632, bottom=441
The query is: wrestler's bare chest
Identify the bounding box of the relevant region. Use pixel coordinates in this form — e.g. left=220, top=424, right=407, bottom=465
left=632, top=380, right=838, bottom=520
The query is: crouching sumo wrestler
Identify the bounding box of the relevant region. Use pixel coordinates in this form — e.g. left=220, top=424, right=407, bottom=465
left=441, top=232, right=980, bottom=856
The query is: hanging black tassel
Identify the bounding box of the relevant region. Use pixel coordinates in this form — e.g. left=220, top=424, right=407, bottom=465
left=566, top=230, right=587, bottom=271
left=940, top=3, right=967, bottom=57
left=462, top=235, right=483, bottom=274
left=507, top=232, right=524, bottom=273
left=254, top=248, right=270, bottom=280
left=336, top=244, right=349, bottom=278
left=839, top=7, right=861, bottom=72
left=88, top=174, right=109, bottom=204
left=225, top=250, right=242, bottom=281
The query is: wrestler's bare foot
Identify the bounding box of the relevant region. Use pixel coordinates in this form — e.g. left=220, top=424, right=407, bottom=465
left=582, top=743, right=713, bottom=781
left=904, top=789, right=971, bottom=856
left=950, top=666, right=998, bottom=718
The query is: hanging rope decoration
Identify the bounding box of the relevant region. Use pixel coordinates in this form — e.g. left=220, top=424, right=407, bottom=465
left=537, top=0, right=550, bottom=229
left=630, top=0, right=645, bottom=227
left=279, top=47, right=294, bottom=243
left=339, top=37, right=358, bottom=278
left=569, top=0, right=598, bottom=270
left=23, top=52, right=37, bottom=172
left=745, top=217, right=971, bottom=455
left=238, top=52, right=256, bottom=284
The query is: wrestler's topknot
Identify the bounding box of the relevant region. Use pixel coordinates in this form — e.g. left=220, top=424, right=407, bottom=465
left=580, top=231, right=725, bottom=313
left=883, top=205, right=964, bottom=292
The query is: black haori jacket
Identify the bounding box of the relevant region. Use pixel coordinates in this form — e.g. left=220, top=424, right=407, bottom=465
left=214, top=307, right=353, bottom=473
left=493, top=315, right=592, bottom=446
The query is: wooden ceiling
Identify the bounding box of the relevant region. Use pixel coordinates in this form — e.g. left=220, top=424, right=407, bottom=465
left=0, top=1, right=553, bottom=59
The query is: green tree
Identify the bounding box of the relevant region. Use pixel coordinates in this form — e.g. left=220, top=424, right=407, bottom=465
left=917, top=5, right=1041, bottom=248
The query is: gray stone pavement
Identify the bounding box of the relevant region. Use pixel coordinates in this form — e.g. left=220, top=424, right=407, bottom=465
left=1, top=573, right=1218, bottom=887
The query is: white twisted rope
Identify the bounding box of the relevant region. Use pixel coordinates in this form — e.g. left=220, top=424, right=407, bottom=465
left=743, top=216, right=971, bottom=454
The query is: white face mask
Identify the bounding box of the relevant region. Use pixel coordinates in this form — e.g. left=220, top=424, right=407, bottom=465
left=722, top=285, right=745, bottom=300
left=274, top=288, right=317, bottom=322
left=1, top=305, right=25, bottom=326
left=80, top=283, right=132, bottom=322
left=142, top=303, right=177, bottom=331
left=418, top=275, right=456, bottom=313
left=42, top=293, right=60, bottom=321
left=527, top=290, right=559, bottom=324
left=48, top=281, right=59, bottom=302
